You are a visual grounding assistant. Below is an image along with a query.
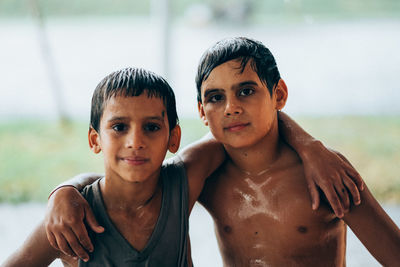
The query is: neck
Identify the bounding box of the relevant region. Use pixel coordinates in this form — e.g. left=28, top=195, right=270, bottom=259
left=224, top=119, right=282, bottom=174
left=100, top=169, right=161, bottom=213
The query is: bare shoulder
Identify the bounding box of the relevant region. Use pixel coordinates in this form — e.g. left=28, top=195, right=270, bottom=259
left=174, top=135, right=226, bottom=212
left=199, top=144, right=349, bottom=265
left=201, top=144, right=337, bottom=223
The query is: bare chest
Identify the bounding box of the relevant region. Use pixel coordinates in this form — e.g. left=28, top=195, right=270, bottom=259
left=202, top=168, right=346, bottom=265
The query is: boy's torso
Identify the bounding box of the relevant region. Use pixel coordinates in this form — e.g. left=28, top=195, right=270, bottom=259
left=77, top=161, right=189, bottom=267
left=106, top=187, right=162, bottom=252
left=199, top=144, right=347, bottom=266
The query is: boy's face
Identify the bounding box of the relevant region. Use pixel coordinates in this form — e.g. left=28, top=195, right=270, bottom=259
left=89, top=94, right=180, bottom=183
left=198, top=59, right=287, bottom=149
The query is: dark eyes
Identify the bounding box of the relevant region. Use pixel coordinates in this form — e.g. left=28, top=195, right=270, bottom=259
left=144, top=123, right=161, bottom=132
left=112, top=123, right=127, bottom=132
left=208, top=94, right=224, bottom=103
left=206, top=88, right=255, bottom=103
left=111, top=123, right=160, bottom=133
left=239, top=88, right=254, bottom=96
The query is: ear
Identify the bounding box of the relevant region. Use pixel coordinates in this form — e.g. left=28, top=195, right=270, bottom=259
left=274, top=79, right=288, bottom=111
left=197, top=101, right=209, bottom=126
left=88, top=127, right=102, bottom=154
left=168, top=125, right=182, bottom=153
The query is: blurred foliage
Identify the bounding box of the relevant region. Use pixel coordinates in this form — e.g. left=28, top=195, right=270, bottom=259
left=0, top=118, right=208, bottom=203
left=0, top=0, right=399, bottom=20
left=0, top=120, right=102, bottom=202
left=0, top=116, right=399, bottom=203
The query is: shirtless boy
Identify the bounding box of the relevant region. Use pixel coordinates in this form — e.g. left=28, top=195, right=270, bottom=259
left=39, top=38, right=397, bottom=266
left=194, top=37, right=400, bottom=266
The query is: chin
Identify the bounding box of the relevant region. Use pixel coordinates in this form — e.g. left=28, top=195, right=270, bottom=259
left=223, top=137, right=258, bottom=150
left=119, top=172, right=147, bottom=183
left=126, top=178, right=149, bottom=184
left=121, top=177, right=141, bottom=183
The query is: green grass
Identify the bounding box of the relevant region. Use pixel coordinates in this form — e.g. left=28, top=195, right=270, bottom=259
left=0, top=116, right=399, bottom=203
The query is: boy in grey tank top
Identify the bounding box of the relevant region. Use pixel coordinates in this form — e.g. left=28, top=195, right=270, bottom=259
left=3, top=67, right=226, bottom=267
left=78, top=160, right=189, bottom=267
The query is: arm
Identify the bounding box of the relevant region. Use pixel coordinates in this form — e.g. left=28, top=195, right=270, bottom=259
left=343, top=186, right=400, bottom=266
left=2, top=221, right=66, bottom=267
left=49, top=172, right=102, bottom=193
left=45, top=133, right=225, bottom=260
left=278, top=111, right=364, bottom=217
left=337, top=152, right=400, bottom=266
left=45, top=173, right=104, bottom=262
left=177, top=132, right=226, bottom=212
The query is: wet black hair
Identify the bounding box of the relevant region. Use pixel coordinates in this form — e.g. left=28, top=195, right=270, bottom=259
left=90, top=67, right=178, bottom=132
left=195, top=37, right=281, bottom=102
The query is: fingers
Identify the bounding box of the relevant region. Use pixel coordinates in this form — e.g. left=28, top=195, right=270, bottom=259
left=345, top=167, right=364, bottom=191
left=85, top=208, right=104, bottom=234
left=306, top=178, right=320, bottom=210
left=334, top=179, right=350, bottom=213
left=336, top=152, right=364, bottom=191
left=62, top=227, right=90, bottom=262
left=320, top=184, right=344, bottom=218
left=54, top=231, right=77, bottom=260
left=47, top=231, right=59, bottom=251
left=71, top=221, right=94, bottom=254
left=342, top=175, right=361, bottom=205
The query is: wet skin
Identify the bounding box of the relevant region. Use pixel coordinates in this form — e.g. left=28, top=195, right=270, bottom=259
left=33, top=60, right=400, bottom=265
left=197, top=59, right=400, bottom=266
left=196, top=58, right=347, bottom=266
left=199, top=144, right=347, bottom=266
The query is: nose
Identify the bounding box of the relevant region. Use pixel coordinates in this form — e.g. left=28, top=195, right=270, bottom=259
left=224, top=98, right=243, bottom=117
left=126, top=127, right=146, bottom=150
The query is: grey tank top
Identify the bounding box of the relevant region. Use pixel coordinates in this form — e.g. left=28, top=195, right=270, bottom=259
left=78, top=159, right=189, bottom=267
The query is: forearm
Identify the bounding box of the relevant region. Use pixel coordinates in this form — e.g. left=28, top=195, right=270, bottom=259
left=179, top=132, right=226, bottom=179
left=178, top=132, right=226, bottom=208
left=45, top=172, right=104, bottom=261
left=278, top=111, right=321, bottom=157
left=54, top=172, right=103, bottom=192
left=278, top=112, right=365, bottom=215
left=197, top=132, right=226, bottom=175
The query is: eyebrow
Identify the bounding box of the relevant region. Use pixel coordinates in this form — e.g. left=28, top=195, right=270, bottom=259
left=237, top=80, right=259, bottom=88
left=146, top=116, right=165, bottom=122
left=203, top=88, right=223, bottom=99
left=107, top=116, right=128, bottom=123
left=107, top=115, right=165, bottom=123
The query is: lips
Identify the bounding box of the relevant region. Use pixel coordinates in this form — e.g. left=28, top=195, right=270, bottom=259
left=120, top=156, right=149, bottom=166
left=224, top=122, right=250, bottom=132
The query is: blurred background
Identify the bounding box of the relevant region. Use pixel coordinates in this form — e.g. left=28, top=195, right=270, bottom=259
left=0, top=0, right=399, bottom=266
